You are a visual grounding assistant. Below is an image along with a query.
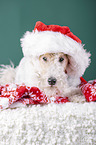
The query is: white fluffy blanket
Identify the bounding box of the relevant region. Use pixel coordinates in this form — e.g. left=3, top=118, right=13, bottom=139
left=0, top=103, right=96, bottom=145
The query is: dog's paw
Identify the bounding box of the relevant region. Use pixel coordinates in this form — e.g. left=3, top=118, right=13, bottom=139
left=68, top=94, right=86, bottom=103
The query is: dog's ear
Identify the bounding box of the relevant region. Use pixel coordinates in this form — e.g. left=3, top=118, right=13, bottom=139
left=64, top=55, right=69, bottom=74
left=65, top=55, right=78, bottom=77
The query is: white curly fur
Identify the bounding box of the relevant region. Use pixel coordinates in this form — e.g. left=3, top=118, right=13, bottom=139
left=0, top=62, right=16, bottom=85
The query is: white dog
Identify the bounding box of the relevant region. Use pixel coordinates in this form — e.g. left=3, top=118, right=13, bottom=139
left=0, top=21, right=90, bottom=103
left=0, top=52, right=86, bottom=103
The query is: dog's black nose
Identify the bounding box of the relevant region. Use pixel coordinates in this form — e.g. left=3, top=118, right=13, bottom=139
left=48, top=77, right=57, bottom=86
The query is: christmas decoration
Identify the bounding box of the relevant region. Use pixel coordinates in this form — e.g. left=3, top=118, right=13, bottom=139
left=0, top=84, right=69, bottom=109
left=80, top=77, right=96, bottom=102
left=0, top=78, right=96, bottom=109
left=21, top=21, right=90, bottom=78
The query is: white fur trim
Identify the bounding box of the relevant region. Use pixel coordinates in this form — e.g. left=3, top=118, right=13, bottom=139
left=20, top=30, right=91, bottom=77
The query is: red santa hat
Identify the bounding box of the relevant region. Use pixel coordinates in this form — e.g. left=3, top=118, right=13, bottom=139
left=20, top=21, right=90, bottom=78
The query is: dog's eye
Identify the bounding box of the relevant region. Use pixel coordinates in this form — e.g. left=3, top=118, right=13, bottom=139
left=59, top=57, right=64, bottom=62
left=43, top=57, right=47, bottom=61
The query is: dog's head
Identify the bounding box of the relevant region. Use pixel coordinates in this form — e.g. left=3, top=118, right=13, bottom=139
left=37, top=52, right=73, bottom=97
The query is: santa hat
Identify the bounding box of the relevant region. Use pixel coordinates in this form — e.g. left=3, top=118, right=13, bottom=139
left=20, top=21, right=91, bottom=78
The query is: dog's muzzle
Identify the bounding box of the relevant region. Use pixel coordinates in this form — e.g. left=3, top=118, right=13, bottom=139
left=48, top=77, right=57, bottom=86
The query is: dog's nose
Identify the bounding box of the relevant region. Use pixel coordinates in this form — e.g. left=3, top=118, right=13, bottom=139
left=48, top=77, right=57, bottom=86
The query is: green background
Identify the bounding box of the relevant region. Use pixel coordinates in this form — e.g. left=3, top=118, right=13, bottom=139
left=0, top=0, right=96, bottom=81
